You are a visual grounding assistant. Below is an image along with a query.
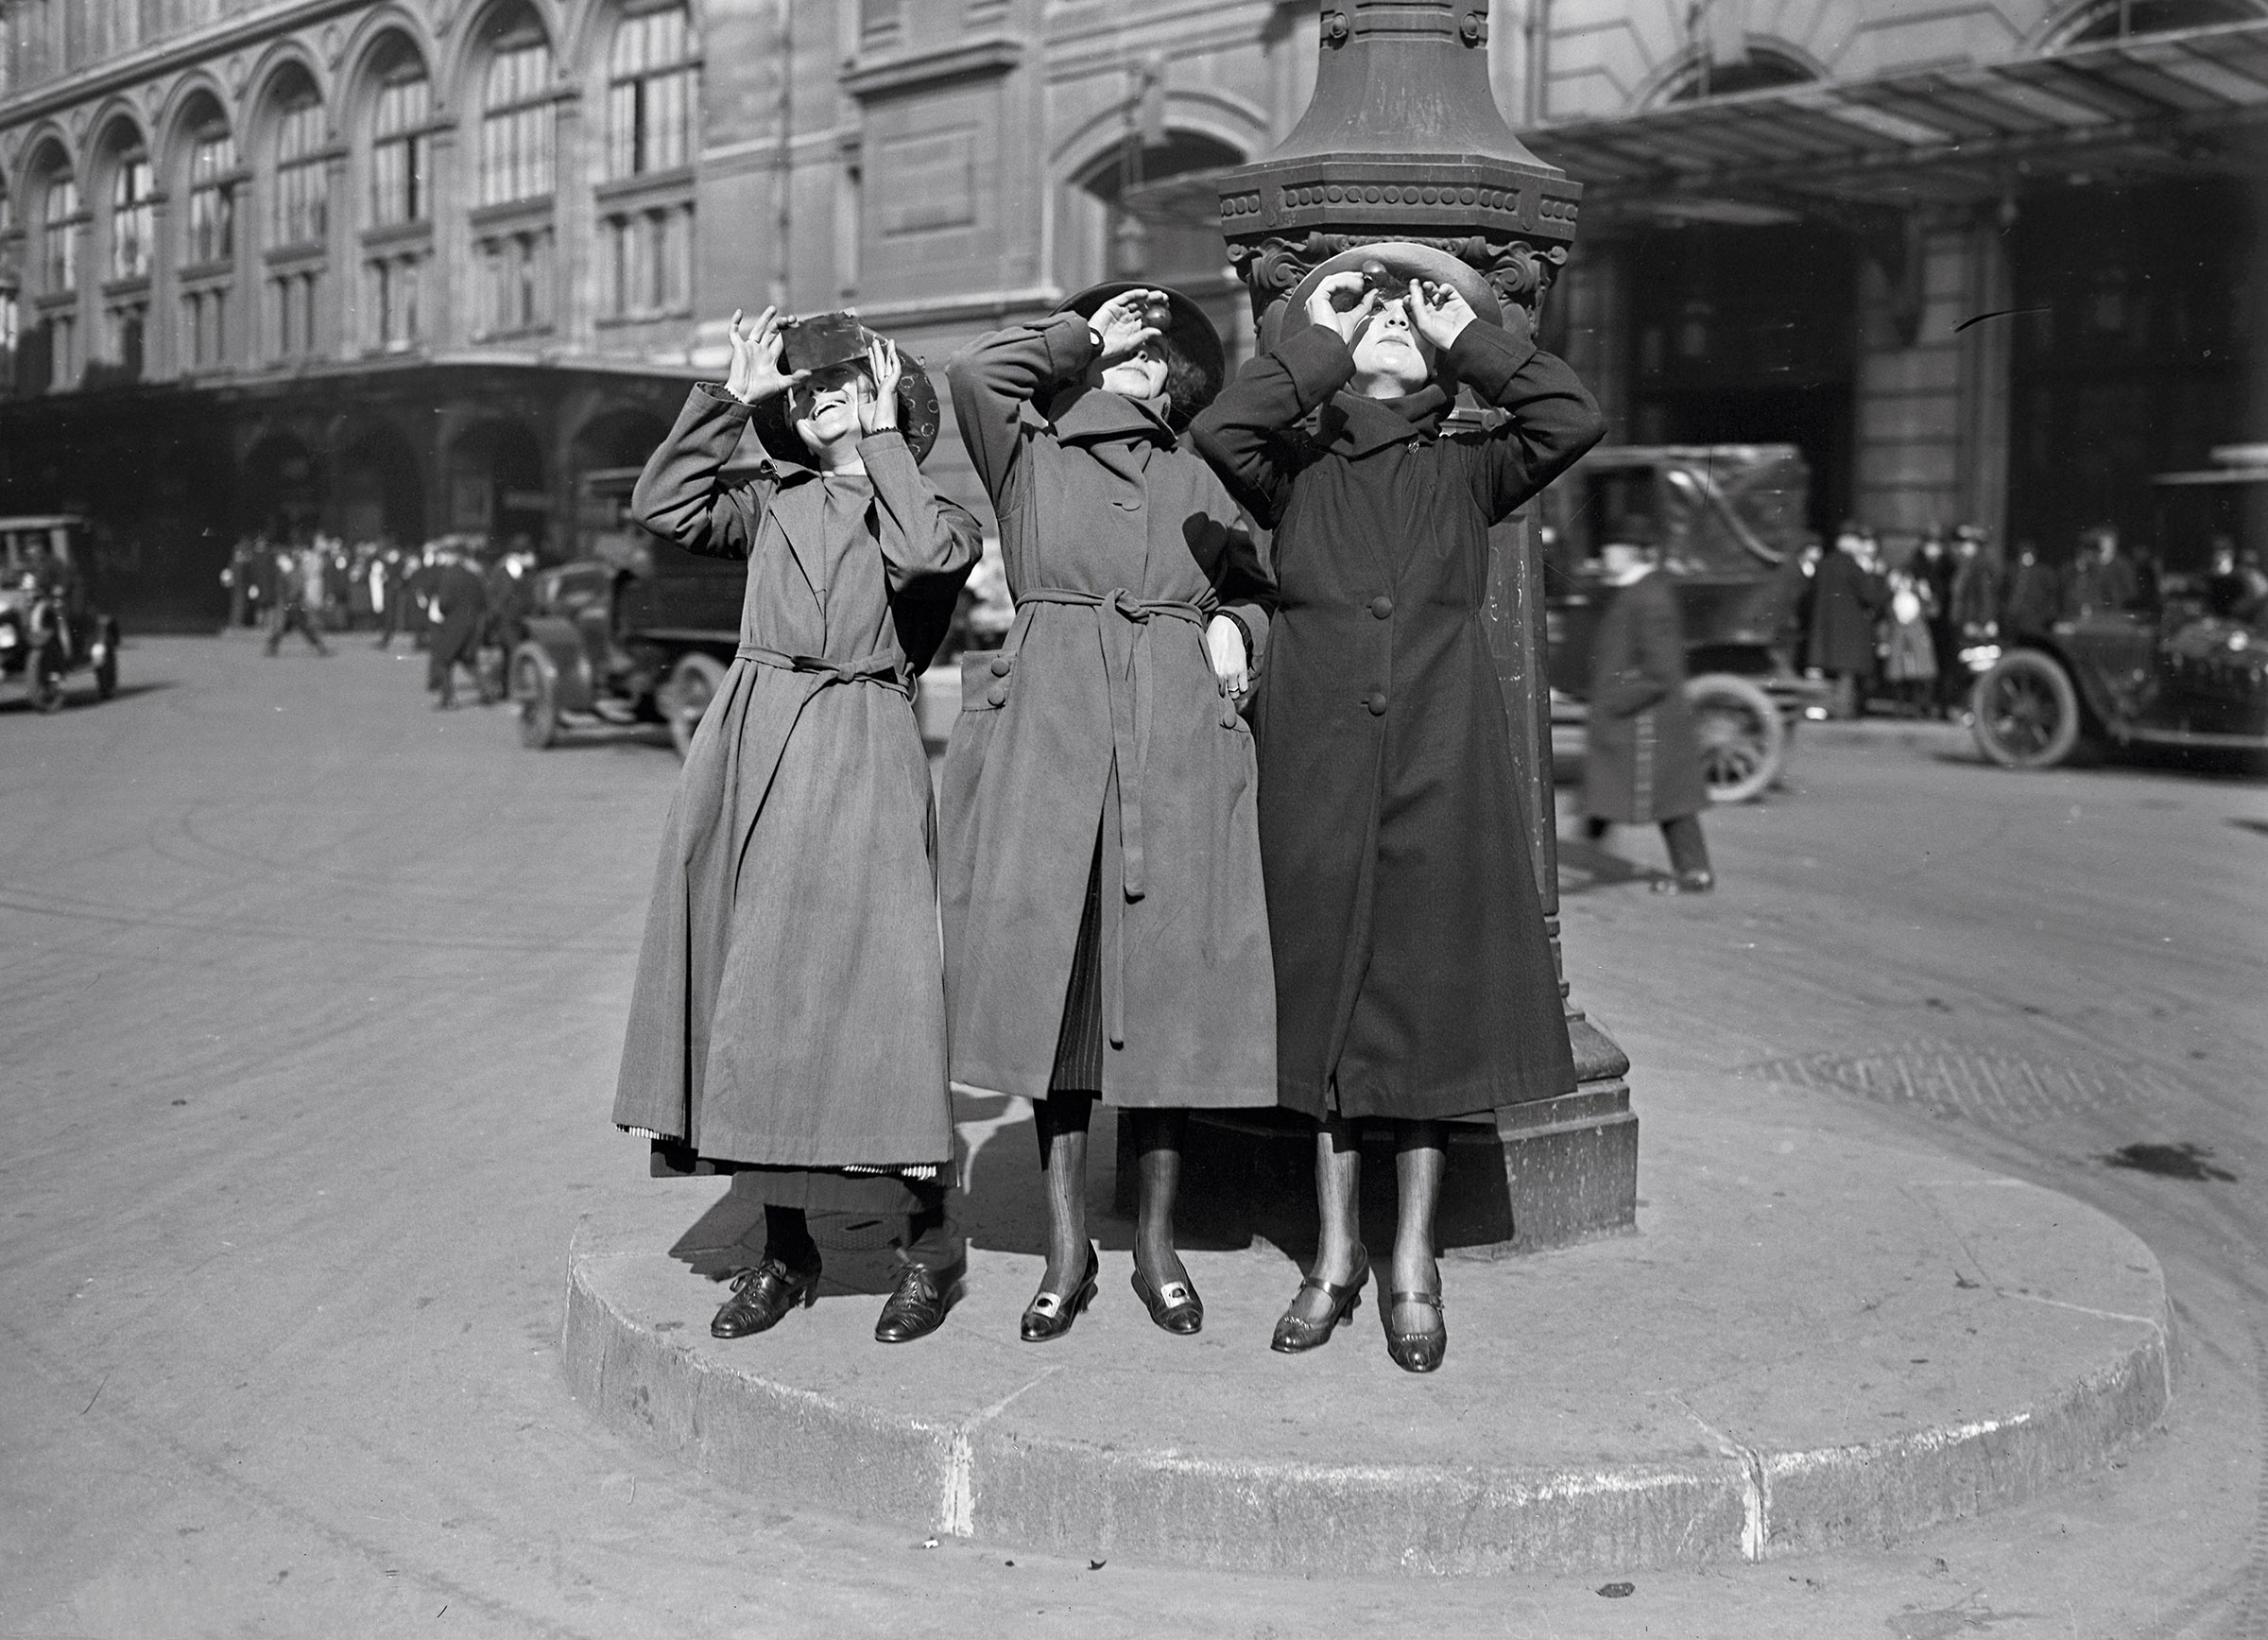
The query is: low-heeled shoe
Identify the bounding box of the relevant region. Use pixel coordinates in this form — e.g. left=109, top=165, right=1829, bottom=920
left=1383, top=1287, right=1447, bottom=1373
left=1130, top=1266, right=1204, bottom=1335
left=1020, top=1243, right=1099, bottom=1342
left=874, top=1262, right=960, bottom=1344
left=711, top=1254, right=820, bottom=1339
left=1270, top=1248, right=1369, bottom=1354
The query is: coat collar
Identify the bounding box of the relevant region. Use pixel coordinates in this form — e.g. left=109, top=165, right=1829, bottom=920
left=755, top=461, right=870, bottom=599
left=1311, top=383, right=1454, bottom=459
left=1028, top=384, right=1177, bottom=449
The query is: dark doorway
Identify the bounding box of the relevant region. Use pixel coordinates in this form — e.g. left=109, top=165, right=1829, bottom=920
left=1623, top=223, right=1859, bottom=535
left=242, top=432, right=322, bottom=540
left=2007, top=178, right=2258, bottom=572
left=337, top=426, right=426, bottom=545
left=444, top=420, right=547, bottom=552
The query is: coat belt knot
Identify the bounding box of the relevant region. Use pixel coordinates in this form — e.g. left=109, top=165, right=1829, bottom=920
left=735, top=643, right=912, bottom=699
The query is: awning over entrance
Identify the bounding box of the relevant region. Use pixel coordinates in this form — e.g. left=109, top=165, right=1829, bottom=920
left=1525, top=19, right=2268, bottom=220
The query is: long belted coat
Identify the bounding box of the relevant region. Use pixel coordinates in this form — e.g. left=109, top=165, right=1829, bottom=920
left=1582, top=569, right=1708, bottom=824
left=1191, top=320, right=1605, bottom=1123
left=611, top=385, right=982, bottom=1168
left=1809, top=547, right=1886, bottom=677
left=939, top=313, right=1278, bottom=1108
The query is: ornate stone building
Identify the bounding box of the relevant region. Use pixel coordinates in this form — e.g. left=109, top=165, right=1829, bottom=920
left=0, top=0, right=2259, bottom=624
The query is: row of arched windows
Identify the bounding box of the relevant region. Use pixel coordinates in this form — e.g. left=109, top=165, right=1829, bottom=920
left=2, top=0, right=700, bottom=393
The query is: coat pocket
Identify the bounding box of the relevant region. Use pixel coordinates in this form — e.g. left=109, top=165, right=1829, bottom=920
left=960, top=648, right=1014, bottom=712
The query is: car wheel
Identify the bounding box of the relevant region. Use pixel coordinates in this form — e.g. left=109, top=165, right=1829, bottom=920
left=1971, top=649, right=2082, bottom=768
left=514, top=647, right=560, bottom=750
left=665, top=652, right=727, bottom=760
left=1687, top=674, right=1785, bottom=804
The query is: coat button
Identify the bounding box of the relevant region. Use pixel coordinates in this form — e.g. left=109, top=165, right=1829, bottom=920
left=987, top=684, right=1008, bottom=707
left=1369, top=596, right=1394, bottom=619
left=989, top=654, right=1012, bottom=677
left=1366, top=691, right=1388, bottom=716
left=1220, top=698, right=1241, bottom=729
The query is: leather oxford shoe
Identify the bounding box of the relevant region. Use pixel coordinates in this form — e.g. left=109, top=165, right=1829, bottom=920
left=710, top=1254, right=820, bottom=1339
left=874, top=1261, right=960, bottom=1344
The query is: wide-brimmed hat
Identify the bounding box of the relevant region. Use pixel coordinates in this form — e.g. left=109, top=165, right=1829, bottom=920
left=1269, top=241, right=1505, bottom=354
left=747, top=312, right=942, bottom=466
left=1056, top=282, right=1227, bottom=427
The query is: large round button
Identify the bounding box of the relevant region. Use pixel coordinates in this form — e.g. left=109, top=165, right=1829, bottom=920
left=989, top=654, right=1013, bottom=677
left=1369, top=595, right=1395, bottom=620
left=1366, top=691, right=1388, bottom=716
left=1220, top=698, right=1242, bottom=729
left=986, top=684, right=1008, bottom=707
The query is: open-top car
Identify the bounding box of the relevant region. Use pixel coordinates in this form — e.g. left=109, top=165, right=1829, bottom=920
left=1539, top=444, right=1825, bottom=803
left=1969, top=447, right=2268, bottom=769
left=0, top=515, right=121, bottom=713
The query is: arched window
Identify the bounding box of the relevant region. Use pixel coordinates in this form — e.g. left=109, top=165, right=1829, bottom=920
left=2062, top=0, right=2263, bottom=41
left=1664, top=48, right=1815, bottom=102
left=273, top=94, right=328, bottom=245
left=187, top=120, right=237, bottom=265
left=369, top=67, right=430, bottom=225
left=40, top=172, right=77, bottom=294
left=607, top=7, right=697, bottom=179
left=109, top=149, right=153, bottom=281
left=479, top=22, right=556, bottom=206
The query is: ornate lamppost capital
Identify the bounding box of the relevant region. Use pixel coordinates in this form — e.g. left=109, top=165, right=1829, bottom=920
left=1218, top=1, right=1582, bottom=335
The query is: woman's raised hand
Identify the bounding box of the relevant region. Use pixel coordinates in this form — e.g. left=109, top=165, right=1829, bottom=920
left=1306, top=272, right=1380, bottom=344
left=724, top=307, right=805, bottom=406
left=1090, top=289, right=1164, bottom=364
left=1406, top=280, right=1476, bottom=351
left=859, top=336, right=902, bottom=434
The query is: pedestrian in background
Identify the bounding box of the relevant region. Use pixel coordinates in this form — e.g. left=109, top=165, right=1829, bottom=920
left=1772, top=531, right=1821, bottom=676
left=1917, top=527, right=1961, bottom=712
left=1882, top=564, right=1938, bottom=716
left=612, top=308, right=980, bottom=1347
left=423, top=547, right=490, bottom=707
left=2004, top=542, right=2062, bottom=635
left=1193, top=248, right=1602, bottom=1373
left=944, top=283, right=1276, bottom=1344
left=2067, top=524, right=2140, bottom=617
left=264, top=538, right=330, bottom=657
left=1580, top=523, right=1714, bottom=893
left=1808, top=524, right=1885, bottom=718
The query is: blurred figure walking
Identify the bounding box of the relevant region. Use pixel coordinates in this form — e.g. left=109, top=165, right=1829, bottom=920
left=264, top=540, right=330, bottom=657
left=424, top=548, right=490, bottom=708
left=1809, top=524, right=1886, bottom=718
left=1581, top=526, right=1713, bottom=894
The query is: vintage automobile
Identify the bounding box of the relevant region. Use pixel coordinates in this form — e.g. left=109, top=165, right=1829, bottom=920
left=509, top=467, right=744, bottom=754
left=1539, top=444, right=1823, bottom=803
left=1969, top=448, right=2268, bottom=769
left=0, top=515, right=122, bottom=713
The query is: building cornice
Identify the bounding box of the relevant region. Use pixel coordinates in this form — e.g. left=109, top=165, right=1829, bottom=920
left=841, top=36, right=1024, bottom=102
left=0, top=0, right=369, bottom=131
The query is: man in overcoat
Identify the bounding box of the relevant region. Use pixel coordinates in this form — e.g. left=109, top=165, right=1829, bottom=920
left=1808, top=526, right=1885, bottom=718
left=1581, top=527, right=1713, bottom=892
left=1192, top=244, right=1605, bottom=1372
left=423, top=548, right=490, bottom=708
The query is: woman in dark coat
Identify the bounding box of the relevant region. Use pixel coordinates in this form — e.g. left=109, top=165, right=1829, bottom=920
left=1581, top=531, right=1713, bottom=892
left=942, top=285, right=1276, bottom=1341
left=613, top=307, right=982, bottom=1346
left=1807, top=528, right=1886, bottom=718
left=1192, top=245, right=1605, bottom=1372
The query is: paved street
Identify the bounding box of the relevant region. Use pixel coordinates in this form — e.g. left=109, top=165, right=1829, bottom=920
left=3, top=636, right=2264, bottom=1639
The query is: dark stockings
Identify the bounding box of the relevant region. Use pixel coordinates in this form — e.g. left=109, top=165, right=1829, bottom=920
left=1288, top=1117, right=1446, bottom=1339
left=1032, top=1096, right=1189, bottom=1294
left=764, top=1203, right=819, bottom=1270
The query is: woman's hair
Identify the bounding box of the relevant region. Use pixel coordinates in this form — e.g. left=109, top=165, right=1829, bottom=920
left=1157, top=337, right=1213, bottom=431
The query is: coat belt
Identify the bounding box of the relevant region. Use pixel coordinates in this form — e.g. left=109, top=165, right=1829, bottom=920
left=1013, top=587, right=1208, bottom=1048
left=735, top=644, right=912, bottom=699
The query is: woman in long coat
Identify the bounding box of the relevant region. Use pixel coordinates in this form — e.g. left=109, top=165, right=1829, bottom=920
left=942, top=285, right=1276, bottom=1341
left=1192, top=246, right=1605, bottom=1372
left=1581, top=532, right=1713, bottom=892
left=613, top=308, right=981, bottom=1346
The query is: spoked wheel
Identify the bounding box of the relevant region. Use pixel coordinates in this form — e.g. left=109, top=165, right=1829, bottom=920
left=513, top=646, right=561, bottom=750
left=664, top=652, right=726, bottom=760
left=1971, top=649, right=2082, bottom=769
left=1686, top=674, right=1785, bottom=804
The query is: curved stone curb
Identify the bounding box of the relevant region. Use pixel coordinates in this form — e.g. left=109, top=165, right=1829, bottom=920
left=560, top=1177, right=2172, bottom=1577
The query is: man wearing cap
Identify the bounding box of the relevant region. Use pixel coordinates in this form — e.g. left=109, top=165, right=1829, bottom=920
left=1193, top=244, right=1605, bottom=1373
left=1581, top=523, right=1713, bottom=893
left=613, top=306, right=982, bottom=1348
left=942, top=283, right=1277, bottom=1344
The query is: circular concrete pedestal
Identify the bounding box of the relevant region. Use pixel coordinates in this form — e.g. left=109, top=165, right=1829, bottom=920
left=560, top=1103, right=2169, bottom=1577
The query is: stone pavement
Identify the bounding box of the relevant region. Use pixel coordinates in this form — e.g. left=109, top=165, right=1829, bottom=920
left=565, top=1065, right=2170, bottom=1576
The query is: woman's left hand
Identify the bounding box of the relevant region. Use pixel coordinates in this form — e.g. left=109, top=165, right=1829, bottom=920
left=1408, top=280, right=1477, bottom=351
left=859, top=336, right=902, bottom=434
left=1206, top=613, right=1250, bottom=699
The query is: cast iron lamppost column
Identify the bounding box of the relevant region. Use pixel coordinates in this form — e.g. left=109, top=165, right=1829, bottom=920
left=1217, top=0, right=1635, bottom=1252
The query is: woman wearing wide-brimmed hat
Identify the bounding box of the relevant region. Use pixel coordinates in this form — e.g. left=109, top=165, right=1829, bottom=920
left=613, top=306, right=982, bottom=1347
left=941, top=284, right=1277, bottom=1341
left=1191, top=244, right=1606, bottom=1372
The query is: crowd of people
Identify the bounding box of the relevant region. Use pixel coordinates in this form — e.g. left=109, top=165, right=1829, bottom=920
left=1775, top=517, right=2263, bottom=719
left=221, top=531, right=541, bottom=706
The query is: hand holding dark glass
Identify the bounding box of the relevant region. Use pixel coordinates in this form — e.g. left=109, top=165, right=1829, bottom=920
left=723, top=306, right=808, bottom=406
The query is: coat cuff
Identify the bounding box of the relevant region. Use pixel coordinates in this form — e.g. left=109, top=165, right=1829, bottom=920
left=1444, top=321, right=1540, bottom=403
left=1037, top=311, right=1101, bottom=387
left=1275, top=324, right=1358, bottom=413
